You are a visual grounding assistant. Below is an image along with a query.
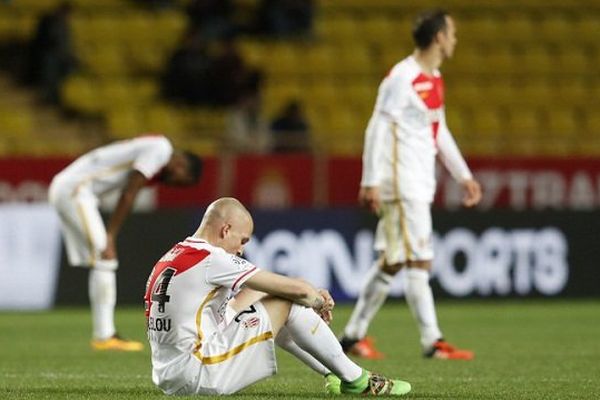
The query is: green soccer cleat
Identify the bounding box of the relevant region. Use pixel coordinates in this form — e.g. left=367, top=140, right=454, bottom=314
left=341, top=370, right=411, bottom=396
left=324, top=373, right=342, bottom=395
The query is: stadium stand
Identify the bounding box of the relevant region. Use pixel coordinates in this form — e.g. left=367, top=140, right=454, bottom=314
left=0, top=0, right=598, bottom=156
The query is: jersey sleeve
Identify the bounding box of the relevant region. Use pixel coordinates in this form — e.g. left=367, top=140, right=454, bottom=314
left=205, top=250, right=260, bottom=291
left=374, top=75, right=408, bottom=121
left=132, top=137, right=174, bottom=179
left=437, top=109, right=473, bottom=182
left=360, top=111, right=388, bottom=187
left=361, top=76, right=406, bottom=187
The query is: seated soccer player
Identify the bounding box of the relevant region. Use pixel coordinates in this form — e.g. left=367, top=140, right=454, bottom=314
left=145, top=197, right=412, bottom=396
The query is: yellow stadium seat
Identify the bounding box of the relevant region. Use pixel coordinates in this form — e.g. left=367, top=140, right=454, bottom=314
left=505, top=107, right=543, bottom=155
left=444, top=48, right=483, bottom=76
left=574, top=16, right=598, bottom=45
left=107, top=108, right=143, bottom=139
left=538, top=107, right=577, bottom=156
left=101, top=79, right=157, bottom=111
left=336, top=45, right=373, bottom=76
left=239, top=40, right=267, bottom=69
left=87, top=16, right=121, bottom=45
left=185, top=137, right=218, bottom=156
left=307, top=82, right=338, bottom=109
left=503, top=14, right=535, bottom=45
left=555, top=79, right=587, bottom=107
left=471, top=107, right=504, bottom=138
left=539, top=14, right=574, bottom=44
left=303, top=44, right=336, bottom=76
left=154, top=11, right=187, bottom=48
left=519, top=47, right=554, bottom=76
left=185, top=107, right=226, bottom=133
left=557, top=48, right=590, bottom=75
left=61, top=76, right=102, bottom=115
left=342, top=82, right=376, bottom=110
left=506, top=108, right=541, bottom=135
left=447, top=80, right=485, bottom=109
left=9, top=0, right=56, bottom=13
left=580, top=111, right=600, bottom=155
left=544, top=108, right=579, bottom=137
left=127, top=43, right=168, bottom=74
left=262, top=44, right=299, bottom=75
left=362, top=15, right=395, bottom=41
left=0, top=107, right=34, bottom=138
left=315, top=15, right=359, bottom=41
left=459, top=16, right=501, bottom=44
left=514, top=80, right=552, bottom=107
left=145, top=105, right=185, bottom=137
left=485, top=81, right=515, bottom=107
left=0, top=16, right=13, bottom=41
left=81, top=45, right=128, bottom=77
left=485, top=47, right=517, bottom=76
left=445, top=107, right=468, bottom=139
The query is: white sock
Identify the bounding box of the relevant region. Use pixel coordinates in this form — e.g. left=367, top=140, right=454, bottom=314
left=275, top=326, right=331, bottom=376
left=343, top=264, right=393, bottom=339
left=404, top=268, right=442, bottom=349
left=89, top=269, right=117, bottom=340
left=285, top=304, right=363, bottom=382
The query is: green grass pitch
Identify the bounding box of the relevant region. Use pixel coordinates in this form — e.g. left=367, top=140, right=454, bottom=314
left=1, top=300, right=599, bottom=399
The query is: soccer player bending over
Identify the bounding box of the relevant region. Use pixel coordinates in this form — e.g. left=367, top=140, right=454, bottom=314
left=145, top=197, right=411, bottom=396
left=49, top=135, right=202, bottom=351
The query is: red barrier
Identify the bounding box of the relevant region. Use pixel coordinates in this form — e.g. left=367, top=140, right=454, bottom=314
left=1, top=155, right=600, bottom=209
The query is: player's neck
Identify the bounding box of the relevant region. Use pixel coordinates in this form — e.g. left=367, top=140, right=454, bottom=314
left=413, top=48, right=443, bottom=76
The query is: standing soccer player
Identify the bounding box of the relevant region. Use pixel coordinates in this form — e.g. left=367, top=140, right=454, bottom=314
left=338, top=9, right=482, bottom=360
left=49, top=135, right=202, bottom=351
left=145, top=197, right=411, bottom=396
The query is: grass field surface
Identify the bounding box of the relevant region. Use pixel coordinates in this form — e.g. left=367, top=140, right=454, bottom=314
left=1, top=300, right=599, bottom=399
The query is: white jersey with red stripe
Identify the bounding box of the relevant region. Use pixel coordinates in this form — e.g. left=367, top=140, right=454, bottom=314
left=52, top=135, right=173, bottom=197
left=145, top=237, right=261, bottom=391
left=361, top=55, right=472, bottom=203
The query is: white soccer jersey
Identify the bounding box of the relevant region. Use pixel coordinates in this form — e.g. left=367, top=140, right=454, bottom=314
left=52, top=135, right=173, bottom=197
left=145, top=237, right=267, bottom=394
left=361, top=55, right=472, bottom=203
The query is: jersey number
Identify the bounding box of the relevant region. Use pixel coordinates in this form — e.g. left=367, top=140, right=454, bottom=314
left=234, top=305, right=257, bottom=322
left=151, top=267, right=176, bottom=313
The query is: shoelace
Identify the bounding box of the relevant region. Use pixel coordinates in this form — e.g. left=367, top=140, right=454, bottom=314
left=365, top=373, right=394, bottom=395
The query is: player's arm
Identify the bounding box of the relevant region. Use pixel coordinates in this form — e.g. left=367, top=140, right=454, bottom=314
left=360, top=109, right=391, bottom=214
left=360, top=76, right=406, bottom=213
left=102, top=170, right=148, bottom=259
left=437, top=111, right=482, bottom=207
left=244, top=270, right=334, bottom=317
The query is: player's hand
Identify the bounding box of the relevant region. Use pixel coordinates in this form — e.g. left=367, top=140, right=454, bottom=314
left=359, top=186, right=381, bottom=215
left=101, top=234, right=117, bottom=260
left=461, top=179, right=482, bottom=208
left=315, top=289, right=335, bottom=324
left=318, top=289, right=335, bottom=311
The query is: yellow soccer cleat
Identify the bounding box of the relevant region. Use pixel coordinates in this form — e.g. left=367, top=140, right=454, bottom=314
left=91, top=334, right=144, bottom=352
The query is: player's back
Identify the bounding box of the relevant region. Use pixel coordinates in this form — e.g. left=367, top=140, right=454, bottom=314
left=145, top=237, right=261, bottom=394
left=52, top=135, right=172, bottom=195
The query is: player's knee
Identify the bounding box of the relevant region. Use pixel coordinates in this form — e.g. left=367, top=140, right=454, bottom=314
left=261, top=297, right=292, bottom=335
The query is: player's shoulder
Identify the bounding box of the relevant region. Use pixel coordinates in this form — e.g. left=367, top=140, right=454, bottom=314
left=384, top=56, right=418, bottom=86
left=212, top=247, right=254, bottom=270
left=132, top=134, right=173, bottom=153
